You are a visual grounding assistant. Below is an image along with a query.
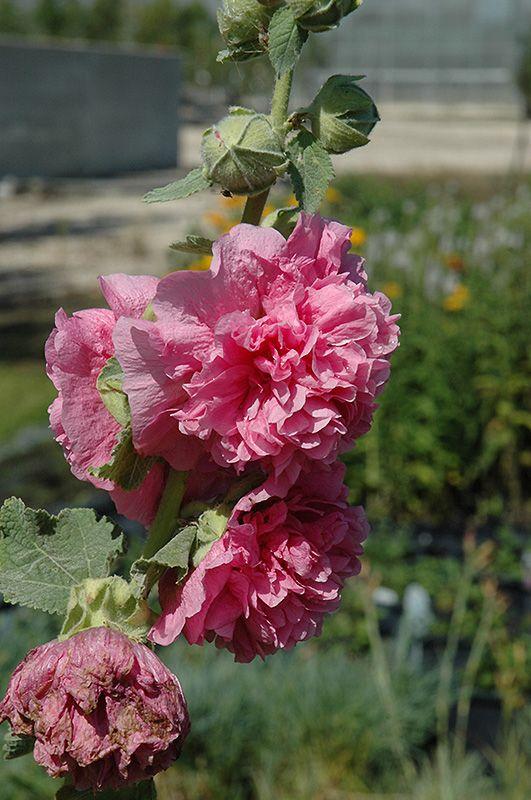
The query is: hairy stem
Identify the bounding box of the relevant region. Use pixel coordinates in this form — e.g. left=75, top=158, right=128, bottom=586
left=271, top=69, right=294, bottom=133
left=142, top=470, right=187, bottom=559
left=241, top=191, right=270, bottom=225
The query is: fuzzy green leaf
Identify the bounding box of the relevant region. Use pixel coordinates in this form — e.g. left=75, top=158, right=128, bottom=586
left=143, top=168, right=212, bottom=204
left=3, top=729, right=34, bottom=760
left=268, top=7, right=308, bottom=76
left=287, top=128, right=335, bottom=212
left=90, top=427, right=157, bottom=491
left=169, top=235, right=214, bottom=255
left=0, top=499, right=124, bottom=616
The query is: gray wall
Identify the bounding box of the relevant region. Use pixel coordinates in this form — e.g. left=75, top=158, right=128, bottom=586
left=0, top=39, right=181, bottom=177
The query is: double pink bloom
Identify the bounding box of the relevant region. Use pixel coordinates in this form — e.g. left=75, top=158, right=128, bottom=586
left=45, top=213, right=399, bottom=660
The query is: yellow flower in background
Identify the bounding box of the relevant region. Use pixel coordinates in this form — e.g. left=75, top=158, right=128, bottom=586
left=204, top=210, right=227, bottom=229
left=325, top=186, right=342, bottom=204
left=222, top=195, right=245, bottom=209
left=263, top=204, right=276, bottom=218
left=350, top=227, right=367, bottom=248
left=286, top=193, right=297, bottom=206
left=444, top=253, right=465, bottom=272
left=382, top=281, right=402, bottom=300
left=188, top=255, right=212, bottom=271
left=443, top=284, right=470, bottom=312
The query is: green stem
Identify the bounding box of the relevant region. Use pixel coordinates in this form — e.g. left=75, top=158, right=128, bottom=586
left=240, top=68, right=295, bottom=227
left=241, top=191, right=270, bottom=225
left=271, top=69, right=294, bottom=133
left=142, top=470, right=187, bottom=559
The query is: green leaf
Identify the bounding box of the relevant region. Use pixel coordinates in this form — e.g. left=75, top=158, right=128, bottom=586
left=169, top=235, right=214, bottom=255
left=143, top=168, right=212, bottom=204
left=261, top=205, right=300, bottom=238
left=55, top=778, right=156, bottom=800
left=131, top=504, right=230, bottom=598
left=131, top=524, right=197, bottom=598
left=96, top=356, right=130, bottom=427
left=287, top=128, right=335, bottom=212
left=268, top=7, right=308, bottom=76
left=90, top=427, right=157, bottom=492
left=0, top=499, right=124, bottom=616
left=3, top=729, right=34, bottom=760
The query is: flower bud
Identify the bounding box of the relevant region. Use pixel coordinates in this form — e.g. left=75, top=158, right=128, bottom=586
left=201, top=108, right=287, bottom=195
left=288, top=0, right=363, bottom=32
left=0, top=627, right=190, bottom=791
left=218, top=0, right=274, bottom=60
left=306, top=74, right=379, bottom=154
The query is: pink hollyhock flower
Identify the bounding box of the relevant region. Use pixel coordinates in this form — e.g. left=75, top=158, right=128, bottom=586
left=114, top=214, right=399, bottom=495
left=0, top=627, right=190, bottom=791
left=46, top=274, right=171, bottom=525
left=151, top=461, right=369, bottom=662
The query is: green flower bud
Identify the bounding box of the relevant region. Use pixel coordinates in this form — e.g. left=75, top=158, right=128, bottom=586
left=218, top=0, right=274, bottom=61
left=306, top=74, right=379, bottom=154
left=288, top=0, right=363, bottom=32
left=201, top=108, right=288, bottom=195
left=59, top=577, right=154, bottom=642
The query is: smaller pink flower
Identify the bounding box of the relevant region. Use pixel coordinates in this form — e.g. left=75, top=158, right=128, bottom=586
left=0, top=627, right=190, bottom=791
left=46, top=274, right=166, bottom=525
left=151, top=461, right=369, bottom=662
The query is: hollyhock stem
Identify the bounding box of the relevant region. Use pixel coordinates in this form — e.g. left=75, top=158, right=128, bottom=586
left=143, top=470, right=187, bottom=559
left=241, top=190, right=270, bottom=225
left=271, top=69, right=294, bottom=133
left=241, top=68, right=295, bottom=226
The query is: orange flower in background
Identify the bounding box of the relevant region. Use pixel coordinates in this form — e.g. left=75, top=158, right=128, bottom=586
left=443, top=284, right=470, bottom=312
left=350, top=227, right=367, bottom=248
left=381, top=281, right=402, bottom=300
left=204, top=210, right=232, bottom=234
left=444, top=253, right=465, bottom=272
left=221, top=195, right=246, bottom=209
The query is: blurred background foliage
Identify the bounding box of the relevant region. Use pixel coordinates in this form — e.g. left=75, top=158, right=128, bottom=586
left=0, top=173, right=529, bottom=798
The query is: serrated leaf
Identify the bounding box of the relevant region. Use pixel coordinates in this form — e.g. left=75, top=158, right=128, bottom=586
left=169, top=235, right=214, bottom=255
left=268, top=7, right=308, bottom=76
left=143, top=168, right=212, bottom=204
left=90, top=427, right=157, bottom=491
left=55, top=778, right=156, bottom=800
left=0, top=499, right=124, bottom=616
left=96, top=356, right=130, bottom=427
left=3, top=729, right=34, bottom=760
left=287, top=128, right=335, bottom=212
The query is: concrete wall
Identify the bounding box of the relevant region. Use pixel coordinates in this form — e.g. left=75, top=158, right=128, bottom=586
left=0, top=39, right=181, bottom=177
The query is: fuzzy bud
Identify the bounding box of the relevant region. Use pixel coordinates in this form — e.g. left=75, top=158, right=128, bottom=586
left=306, top=74, right=379, bottom=154
left=288, top=0, right=363, bottom=32
left=201, top=108, right=287, bottom=195
left=0, top=627, right=190, bottom=791
left=218, top=0, right=274, bottom=61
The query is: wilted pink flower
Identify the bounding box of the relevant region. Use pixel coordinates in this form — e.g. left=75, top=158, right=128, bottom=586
left=0, top=627, right=190, bottom=791
left=115, top=214, right=399, bottom=495
left=46, top=274, right=167, bottom=525
left=151, top=461, right=369, bottom=662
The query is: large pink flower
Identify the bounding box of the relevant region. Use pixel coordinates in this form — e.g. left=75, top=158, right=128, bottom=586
left=114, top=214, right=399, bottom=494
left=0, top=627, right=190, bottom=791
left=46, top=274, right=167, bottom=525
left=151, top=461, right=369, bottom=662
